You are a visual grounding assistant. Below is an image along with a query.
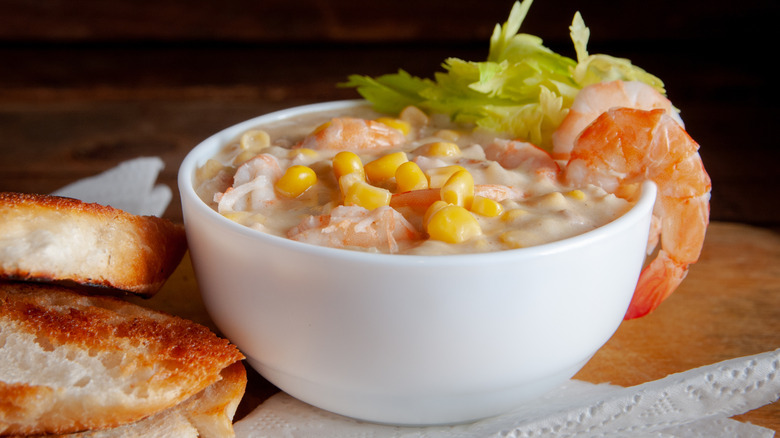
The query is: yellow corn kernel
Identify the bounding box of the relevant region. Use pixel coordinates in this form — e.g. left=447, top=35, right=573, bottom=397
left=364, top=151, right=408, bottom=183
left=499, top=231, right=525, bottom=249
left=332, top=151, right=365, bottom=180
left=423, top=200, right=450, bottom=228
left=240, top=129, right=271, bottom=151
left=434, top=129, right=460, bottom=142
left=338, top=172, right=365, bottom=197
left=425, top=165, right=467, bottom=188
left=311, top=120, right=332, bottom=135
left=502, top=208, right=529, bottom=222
left=395, top=161, right=429, bottom=193
left=221, top=211, right=266, bottom=225
left=426, top=204, right=482, bottom=244
left=290, top=148, right=319, bottom=160
left=566, top=189, right=586, bottom=201
left=221, top=211, right=251, bottom=223
left=344, top=180, right=392, bottom=210
left=471, top=195, right=504, bottom=217
left=440, top=169, right=474, bottom=208
left=275, top=165, right=317, bottom=198
left=424, top=141, right=461, bottom=157
left=375, top=117, right=411, bottom=136
left=536, top=191, right=567, bottom=210
left=195, top=159, right=226, bottom=182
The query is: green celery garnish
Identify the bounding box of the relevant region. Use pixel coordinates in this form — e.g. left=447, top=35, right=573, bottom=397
left=341, top=0, right=665, bottom=150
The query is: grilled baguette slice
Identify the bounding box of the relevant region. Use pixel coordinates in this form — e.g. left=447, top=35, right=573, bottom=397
left=0, top=192, right=187, bottom=297
left=8, top=361, right=248, bottom=438
left=0, top=281, right=245, bottom=436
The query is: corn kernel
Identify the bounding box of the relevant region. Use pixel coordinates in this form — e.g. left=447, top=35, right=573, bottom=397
left=434, top=129, right=460, bottom=142
left=566, top=189, right=586, bottom=201
left=423, top=200, right=449, bottom=228
left=195, top=159, right=226, bottom=182
left=338, top=172, right=365, bottom=196
left=395, top=161, right=429, bottom=193
left=364, top=151, right=408, bottom=183
left=425, top=165, right=467, bottom=188
left=499, top=231, right=525, bottom=249
left=440, top=169, right=474, bottom=208
left=424, top=141, right=461, bottom=157
left=290, top=148, right=319, bottom=159
left=426, top=204, right=482, bottom=244
left=240, top=129, right=270, bottom=151
left=222, top=211, right=266, bottom=225
left=312, top=120, right=332, bottom=135
left=275, top=165, right=317, bottom=198
left=536, top=191, right=567, bottom=210
left=502, top=208, right=529, bottom=222
left=471, top=195, right=504, bottom=217
left=332, top=151, right=365, bottom=180
left=221, top=211, right=251, bottom=223
left=375, top=117, right=411, bottom=136
left=344, top=180, right=392, bottom=210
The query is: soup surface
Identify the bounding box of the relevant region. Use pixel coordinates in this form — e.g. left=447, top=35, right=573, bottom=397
left=194, top=105, right=633, bottom=254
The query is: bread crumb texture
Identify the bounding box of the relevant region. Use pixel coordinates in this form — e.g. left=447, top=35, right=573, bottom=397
left=0, top=281, right=244, bottom=436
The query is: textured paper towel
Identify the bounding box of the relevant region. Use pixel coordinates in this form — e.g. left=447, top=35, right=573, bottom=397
left=51, top=156, right=171, bottom=217
left=234, top=349, right=779, bottom=438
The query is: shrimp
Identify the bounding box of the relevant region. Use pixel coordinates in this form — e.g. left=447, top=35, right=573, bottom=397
left=287, top=205, right=421, bottom=253
left=215, top=154, right=282, bottom=213
left=552, top=80, right=684, bottom=161
left=296, top=117, right=406, bottom=151
left=561, top=106, right=711, bottom=319
left=484, top=139, right=560, bottom=179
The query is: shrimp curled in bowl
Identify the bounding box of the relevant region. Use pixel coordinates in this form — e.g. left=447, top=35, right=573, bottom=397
left=287, top=205, right=421, bottom=254
left=297, top=117, right=406, bottom=151
left=215, top=154, right=283, bottom=213
left=560, top=101, right=711, bottom=319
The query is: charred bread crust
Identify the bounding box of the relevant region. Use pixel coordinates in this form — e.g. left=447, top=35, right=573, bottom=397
left=0, top=281, right=245, bottom=436
left=0, top=192, right=187, bottom=297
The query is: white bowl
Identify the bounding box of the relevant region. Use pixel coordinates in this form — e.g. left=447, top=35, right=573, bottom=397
left=178, top=100, right=657, bottom=426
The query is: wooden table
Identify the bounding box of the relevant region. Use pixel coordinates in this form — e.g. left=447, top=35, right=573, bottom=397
left=1, top=0, right=778, bottom=432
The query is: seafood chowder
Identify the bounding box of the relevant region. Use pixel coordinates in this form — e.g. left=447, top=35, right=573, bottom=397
left=194, top=103, right=635, bottom=256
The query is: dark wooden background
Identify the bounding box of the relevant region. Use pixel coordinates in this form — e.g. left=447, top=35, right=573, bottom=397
left=1, top=0, right=778, bottom=231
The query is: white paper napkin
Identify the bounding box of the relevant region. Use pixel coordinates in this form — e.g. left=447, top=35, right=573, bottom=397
left=51, top=156, right=171, bottom=217
left=234, top=349, right=780, bottom=438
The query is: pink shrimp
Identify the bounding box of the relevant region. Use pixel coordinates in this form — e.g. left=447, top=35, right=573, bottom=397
left=296, top=117, right=406, bottom=151
left=287, top=205, right=421, bottom=253
left=484, top=139, right=560, bottom=179
left=215, top=154, right=282, bottom=213
left=561, top=106, right=711, bottom=319
left=552, top=80, right=684, bottom=161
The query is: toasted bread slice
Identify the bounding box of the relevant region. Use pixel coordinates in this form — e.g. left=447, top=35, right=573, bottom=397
left=0, top=192, right=187, bottom=297
left=0, top=281, right=245, bottom=436
left=9, top=361, right=248, bottom=438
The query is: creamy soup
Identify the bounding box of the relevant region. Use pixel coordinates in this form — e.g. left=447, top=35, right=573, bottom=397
left=194, top=105, right=633, bottom=254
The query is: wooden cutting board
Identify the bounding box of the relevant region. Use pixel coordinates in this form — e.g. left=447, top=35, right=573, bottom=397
left=132, top=221, right=780, bottom=431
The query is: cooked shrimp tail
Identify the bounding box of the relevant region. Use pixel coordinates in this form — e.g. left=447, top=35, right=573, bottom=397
left=561, top=103, right=711, bottom=319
